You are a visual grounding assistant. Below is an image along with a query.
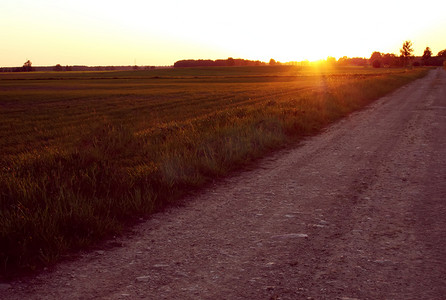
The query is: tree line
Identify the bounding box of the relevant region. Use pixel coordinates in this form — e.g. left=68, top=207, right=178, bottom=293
left=174, top=42, right=445, bottom=69
left=174, top=58, right=265, bottom=68
left=369, top=41, right=446, bottom=68
left=2, top=41, right=445, bottom=72
left=0, top=64, right=158, bottom=73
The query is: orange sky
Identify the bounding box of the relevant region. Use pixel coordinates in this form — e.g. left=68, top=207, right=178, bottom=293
left=1, top=0, right=445, bottom=67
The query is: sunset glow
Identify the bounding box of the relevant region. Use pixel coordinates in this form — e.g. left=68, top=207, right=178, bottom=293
left=1, top=0, right=445, bottom=66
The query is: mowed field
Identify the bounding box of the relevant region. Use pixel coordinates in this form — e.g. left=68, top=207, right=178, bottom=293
left=0, top=65, right=428, bottom=276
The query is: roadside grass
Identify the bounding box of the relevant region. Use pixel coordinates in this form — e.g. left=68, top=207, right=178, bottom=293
left=0, top=66, right=428, bottom=277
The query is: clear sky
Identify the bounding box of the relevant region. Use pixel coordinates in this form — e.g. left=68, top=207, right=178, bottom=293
left=1, top=0, right=445, bottom=67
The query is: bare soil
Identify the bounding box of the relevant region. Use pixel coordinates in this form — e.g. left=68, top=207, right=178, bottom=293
left=1, top=69, right=445, bottom=300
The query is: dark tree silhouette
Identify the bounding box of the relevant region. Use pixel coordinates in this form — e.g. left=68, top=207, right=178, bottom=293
left=370, top=51, right=382, bottom=68
left=400, top=41, right=414, bottom=67
left=438, top=49, right=446, bottom=58
left=269, top=58, right=276, bottom=65
left=422, top=47, right=432, bottom=59
left=22, top=60, right=33, bottom=72
left=422, top=47, right=432, bottom=66
left=370, top=51, right=382, bottom=61
left=53, top=64, right=63, bottom=71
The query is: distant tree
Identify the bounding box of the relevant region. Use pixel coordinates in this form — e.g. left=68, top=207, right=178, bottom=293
left=227, top=57, right=235, bottom=66
left=438, top=49, right=446, bottom=58
left=400, top=40, right=414, bottom=67
left=370, top=51, right=382, bottom=61
left=53, top=64, right=63, bottom=71
left=369, top=51, right=382, bottom=68
left=422, top=47, right=432, bottom=60
left=269, top=58, right=276, bottom=65
left=421, top=47, right=433, bottom=66
left=22, top=60, right=33, bottom=72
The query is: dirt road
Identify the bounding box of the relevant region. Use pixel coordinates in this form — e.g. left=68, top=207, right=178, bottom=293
left=2, top=68, right=446, bottom=300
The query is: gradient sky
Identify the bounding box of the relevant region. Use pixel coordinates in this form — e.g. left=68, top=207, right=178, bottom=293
left=1, top=0, right=445, bottom=67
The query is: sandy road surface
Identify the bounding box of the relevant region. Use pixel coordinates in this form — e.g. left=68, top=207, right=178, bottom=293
left=1, top=69, right=446, bottom=300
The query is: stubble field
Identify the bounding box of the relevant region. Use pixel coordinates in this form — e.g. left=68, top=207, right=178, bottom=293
left=0, top=65, right=428, bottom=277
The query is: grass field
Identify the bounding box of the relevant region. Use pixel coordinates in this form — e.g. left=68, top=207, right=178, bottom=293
left=0, top=65, right=429, bottom=277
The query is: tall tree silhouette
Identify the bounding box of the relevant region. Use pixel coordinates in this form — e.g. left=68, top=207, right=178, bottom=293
left=400, top=41, right=414, bottom=67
